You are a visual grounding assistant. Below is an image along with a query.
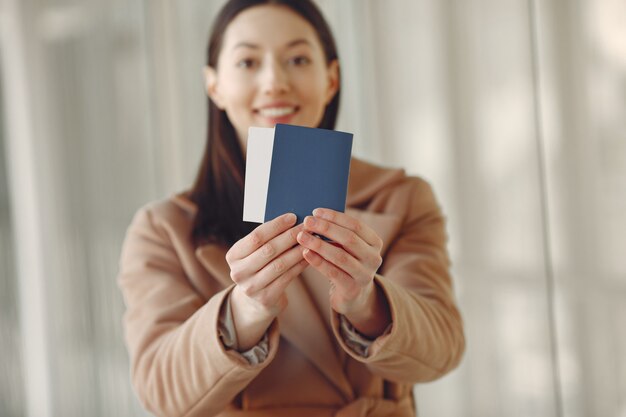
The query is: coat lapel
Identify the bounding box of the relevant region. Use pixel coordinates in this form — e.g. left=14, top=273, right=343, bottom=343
left=195, top=244, right=233, bottom=289
left=279, top=274, right=354, bottom=401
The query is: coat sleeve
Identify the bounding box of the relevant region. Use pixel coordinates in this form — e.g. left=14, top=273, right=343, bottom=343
left=331, top=178, right=465, bottom=383
left=117, top=206, right=280, bottom=417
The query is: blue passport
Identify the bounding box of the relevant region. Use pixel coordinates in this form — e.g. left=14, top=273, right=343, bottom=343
left=243, top=124, right=353, bottom=224
left=265, top=124, right=353, bottom=223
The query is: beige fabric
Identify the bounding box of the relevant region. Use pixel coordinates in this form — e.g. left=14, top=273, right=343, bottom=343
left=337, top=314, right=388, bottom=358
left=218, top=295, right=375, bottom=363
left=218, top=295, right=270, bottom=365
left=117, top=158, right=465, bottom=417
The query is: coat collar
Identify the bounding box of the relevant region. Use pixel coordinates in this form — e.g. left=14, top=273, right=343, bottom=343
left=173, top=157, right=407, bottom=214
left=345, top=158, right=405, bottom=207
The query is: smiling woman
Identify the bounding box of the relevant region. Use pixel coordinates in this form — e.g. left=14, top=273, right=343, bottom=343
left=116, top=0, right=464, bottom=416
left=2, top=0, right=624, bottom=416
left=204, top=6, right=339, bottom=145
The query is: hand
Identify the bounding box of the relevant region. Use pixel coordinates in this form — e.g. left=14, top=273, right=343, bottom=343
left=297, top=208, right=390, bottom=338
left=225, top=213, right=307, bottom=350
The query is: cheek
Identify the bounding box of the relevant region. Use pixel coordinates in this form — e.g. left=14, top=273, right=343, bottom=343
left=221, top=75, right=255, bottom=107
left=297, top=73, right=329, bottom=106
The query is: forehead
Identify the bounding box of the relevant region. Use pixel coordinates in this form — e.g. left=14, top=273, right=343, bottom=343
left=222, top=4, right=322, bottom=51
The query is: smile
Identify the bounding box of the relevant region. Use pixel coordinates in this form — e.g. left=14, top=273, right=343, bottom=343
left=257, top=106, right=298, bottom=118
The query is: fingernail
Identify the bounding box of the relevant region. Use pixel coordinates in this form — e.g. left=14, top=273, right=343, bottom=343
left=284, top=213, right=296, bottom=223
left=313, top=208, right=330, bottom=219
left=304, top=216, right=316, bottom=227
left=298, top=231, right=310, bottom=243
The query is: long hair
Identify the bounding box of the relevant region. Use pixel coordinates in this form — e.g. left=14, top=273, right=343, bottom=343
left=188, top=0, right=341, bottom=247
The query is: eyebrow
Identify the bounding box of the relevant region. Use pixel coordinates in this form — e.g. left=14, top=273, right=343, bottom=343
left=233, top=38, right=313, bottom=50
left=286, top=39, right=312, bottom=48
left=233, top=42, right=260, bottom=50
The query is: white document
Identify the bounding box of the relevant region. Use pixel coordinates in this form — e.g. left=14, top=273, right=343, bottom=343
left=243, top=127, right=275, bottom=223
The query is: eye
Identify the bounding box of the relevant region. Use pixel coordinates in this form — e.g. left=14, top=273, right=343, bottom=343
left=236, top=58, right=258, bottom=69
left=288, top=55, right=311, bottom=66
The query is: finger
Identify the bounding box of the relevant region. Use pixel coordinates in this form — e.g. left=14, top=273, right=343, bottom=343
left=236, top=223, right=304, bottom=276
left=247, top=246, right=305, bottom=293
left=227, top=213, right=297, bottom=261
left=302, top=248, right=359, bottom=298
left=303, top=216, right=371, bottom=262
left=297, top=231, right=370, bottom=284
left=303, top=216, right=382, bottom=271
left=256, top=258, right=309, bottom=307
left=312, top=208, right=382, bottom=249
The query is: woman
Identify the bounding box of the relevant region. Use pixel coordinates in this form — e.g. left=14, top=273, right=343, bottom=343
left=118, top=1, right=465, bottom=416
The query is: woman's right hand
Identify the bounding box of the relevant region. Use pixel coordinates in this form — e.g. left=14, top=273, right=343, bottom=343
left=225, top=212, right=307, bottom=350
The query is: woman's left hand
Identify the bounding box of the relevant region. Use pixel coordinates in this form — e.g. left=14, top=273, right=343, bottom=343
left=297, top=208, right=391, bottom=338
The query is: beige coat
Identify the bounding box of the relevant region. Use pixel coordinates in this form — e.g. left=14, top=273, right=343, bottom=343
left=118, top=158, right=465, bottom=417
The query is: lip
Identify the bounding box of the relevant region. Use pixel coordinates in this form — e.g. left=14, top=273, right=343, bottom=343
left=255, top=101, right=298, bottom=110
left=254, top=102, right=299, bottom=124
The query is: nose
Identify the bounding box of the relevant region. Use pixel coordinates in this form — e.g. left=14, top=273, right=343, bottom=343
left=260, top=59, right=289, bottom=95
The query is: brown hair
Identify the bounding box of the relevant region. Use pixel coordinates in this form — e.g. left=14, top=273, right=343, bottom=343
left=188, top=0, right=341, bottom=247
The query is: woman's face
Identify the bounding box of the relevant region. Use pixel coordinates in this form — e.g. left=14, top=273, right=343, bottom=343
left=205, top=5, right=339, bottom=150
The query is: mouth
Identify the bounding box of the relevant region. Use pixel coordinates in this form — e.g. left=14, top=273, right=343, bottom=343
left=255, top=105, right=299, bottom=120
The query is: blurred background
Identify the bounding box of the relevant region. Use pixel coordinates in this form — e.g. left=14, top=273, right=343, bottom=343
left=1, top=0, right=625, bottom=416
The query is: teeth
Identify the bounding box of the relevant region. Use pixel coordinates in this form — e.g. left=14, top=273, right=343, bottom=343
left=258, top=107, right=296, bottom=117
